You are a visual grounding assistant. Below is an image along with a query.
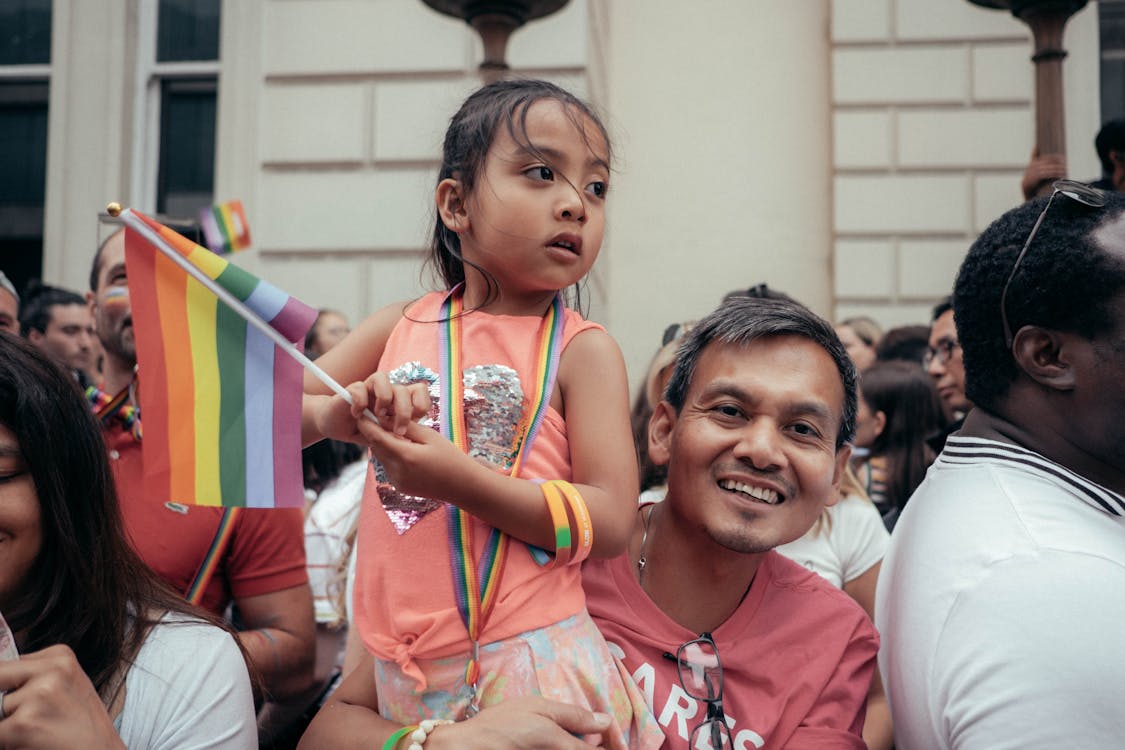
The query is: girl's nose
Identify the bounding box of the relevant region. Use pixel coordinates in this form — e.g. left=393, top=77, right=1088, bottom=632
left=557, top=186, right=586, bottom=223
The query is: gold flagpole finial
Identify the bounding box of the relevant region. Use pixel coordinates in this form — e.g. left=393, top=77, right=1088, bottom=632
left=106, top=202, right=122, bottom=217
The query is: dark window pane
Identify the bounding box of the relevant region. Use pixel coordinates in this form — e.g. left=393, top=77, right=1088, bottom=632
left=1101, top=0, right=1125, bottom=123
left=0, top=81, right=48, bottom=295
left=157, top=0, right=221, bottom=63
left=0, top=0, right=52, bottom=65
left=157, top=78, right=216, bottom=218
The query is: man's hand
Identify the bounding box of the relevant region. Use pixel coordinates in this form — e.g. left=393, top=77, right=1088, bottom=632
left=1021, top=145, right=1067, bottom=201
left=428, top=696, right=611, bottom=750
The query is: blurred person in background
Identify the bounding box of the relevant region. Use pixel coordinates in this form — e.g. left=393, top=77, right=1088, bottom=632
left=0, top=271, right=19, bottom=334
left=19, top=281, right=97, bottom=388
left=836, top=316, right=882, bottom=371
left=852, top=360, right=946, bottom=530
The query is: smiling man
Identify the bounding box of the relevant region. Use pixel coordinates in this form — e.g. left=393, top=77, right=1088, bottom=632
left=584, top=297, right=878, bottom=750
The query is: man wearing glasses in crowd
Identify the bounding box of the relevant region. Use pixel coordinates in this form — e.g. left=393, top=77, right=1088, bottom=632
left=924, top=296, right=972, bottom=452
left=584, top=297, right=878, bottom=749
left=878, top=182, right=1125, bottom=748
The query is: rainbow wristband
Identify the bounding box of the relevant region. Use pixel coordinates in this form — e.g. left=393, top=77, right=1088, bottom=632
left=382, top=725, right=419, bottom=750
left=540, top=481, right=574, bottom=567
left=547, top=480, right=594, bottom=565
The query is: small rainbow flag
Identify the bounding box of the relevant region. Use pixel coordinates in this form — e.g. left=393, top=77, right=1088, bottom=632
left=199, top=199, right=252, bottom=255
left=123, top=209, right=316, bottom=508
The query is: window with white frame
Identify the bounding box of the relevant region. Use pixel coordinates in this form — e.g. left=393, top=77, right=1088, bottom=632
left=0, top=0, right=51, bottom=292
left=134, top=0, right=220, bottom=222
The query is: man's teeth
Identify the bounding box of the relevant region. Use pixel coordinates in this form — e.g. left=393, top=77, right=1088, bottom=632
left=719, top=479, right=780, bottom=505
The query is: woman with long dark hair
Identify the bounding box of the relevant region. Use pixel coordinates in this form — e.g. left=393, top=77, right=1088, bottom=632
left=0, top=333, right=255, bottom=748
left=853, top=360, right=947, bottom=529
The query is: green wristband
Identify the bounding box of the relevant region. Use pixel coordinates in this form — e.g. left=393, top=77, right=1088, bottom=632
left=381, top=725, right=417, bottom=750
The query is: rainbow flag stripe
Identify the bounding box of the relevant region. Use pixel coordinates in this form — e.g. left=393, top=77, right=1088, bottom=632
left=125, top=210, right=316, bottom=508
left=199, top=199, right=252, bottom=255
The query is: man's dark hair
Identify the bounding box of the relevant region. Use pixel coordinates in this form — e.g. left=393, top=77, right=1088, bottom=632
left=18, top=280, right=86, bottom=337
left=1095, top=118, right=1125, bottom=179
left=664, top=297, right=858, bottom=448
left=89, top=227, right=124, bottom=293
left=875, top=325, right=931, bottom=365
left=953, top=190, right=1125, bottom=408
left=931, top=296, right=953, bottom=324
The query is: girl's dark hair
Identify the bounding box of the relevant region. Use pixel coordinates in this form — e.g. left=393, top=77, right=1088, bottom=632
left=0, top=332, right=232, bottom=700
left=427, top=78, right=612, bottom=306
left=860, top=360, right=947, bottom=513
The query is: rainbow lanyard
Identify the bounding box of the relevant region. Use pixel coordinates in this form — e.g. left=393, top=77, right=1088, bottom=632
left=88, top=382, right=143, bottom=441
left=185, top=507, right=241, bottom=605
left=438, top=286, right=565, bottom=715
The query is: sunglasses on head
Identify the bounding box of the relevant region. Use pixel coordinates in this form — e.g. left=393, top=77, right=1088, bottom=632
left=1000, top=179, right=1108, bottom=349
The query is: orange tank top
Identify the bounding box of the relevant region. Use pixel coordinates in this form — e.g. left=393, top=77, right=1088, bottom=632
left=352, top=291, right=601, bottom=687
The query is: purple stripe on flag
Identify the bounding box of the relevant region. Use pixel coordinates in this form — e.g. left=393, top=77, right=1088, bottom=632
left=272, top=346, right=306, bottom=508
left=269, top=295, right=319, bottom=343
left=243, top=327, right=276, bottom=508
left=243, top=281, right=289, bottom=328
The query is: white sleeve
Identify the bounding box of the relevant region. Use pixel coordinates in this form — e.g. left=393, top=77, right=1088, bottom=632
left=831, top=495, right=889, bottom=584
left=931, top=552, right=1125, bottom=749
left=116, top=618, right=257, bottom=750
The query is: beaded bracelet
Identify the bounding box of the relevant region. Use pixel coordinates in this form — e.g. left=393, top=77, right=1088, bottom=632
left=407, top=719, right=454, bottom=750
left=381, top=725, right=418, bottom=750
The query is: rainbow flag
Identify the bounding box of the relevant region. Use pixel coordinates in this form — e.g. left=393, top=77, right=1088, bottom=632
left=199, top=199, right=252, bottom=255
left=124, top=210, right=316, bottom=508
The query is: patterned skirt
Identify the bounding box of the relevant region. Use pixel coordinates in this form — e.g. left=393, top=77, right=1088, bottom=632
left=373, top=610, right=664, bottom=750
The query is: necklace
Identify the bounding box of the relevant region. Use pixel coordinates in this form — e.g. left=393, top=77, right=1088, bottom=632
left=637, top=503, right=657, bottom=584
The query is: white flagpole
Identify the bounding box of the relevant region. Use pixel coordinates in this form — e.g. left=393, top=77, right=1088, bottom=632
left=117, top=207, right=379, bottom=425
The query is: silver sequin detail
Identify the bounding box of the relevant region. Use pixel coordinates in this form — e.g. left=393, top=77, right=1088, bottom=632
left=375, top=361, right=527, bottom=534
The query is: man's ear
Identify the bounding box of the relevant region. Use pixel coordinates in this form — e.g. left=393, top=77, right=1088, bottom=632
left=27, top=328, right=44, bottom=345
left=435, top=178, right=470, bottom=233
left=1011, top=326, right=1075, bottom=391
left=86, top=291, right=99, bottom=334
left=648, top=401, right=677, bottom=468
left=827, top=444, right=852, bottom=508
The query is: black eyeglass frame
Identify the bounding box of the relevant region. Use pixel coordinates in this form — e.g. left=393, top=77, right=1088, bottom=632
left=922, top=339, right=961, bottom=368
left=672, top=632, right=732, bottom=749
left=1000, top=179, right=1108, bottom=350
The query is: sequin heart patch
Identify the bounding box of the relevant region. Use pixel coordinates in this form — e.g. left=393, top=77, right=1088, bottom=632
left=375, top=361, right=525, bottom=534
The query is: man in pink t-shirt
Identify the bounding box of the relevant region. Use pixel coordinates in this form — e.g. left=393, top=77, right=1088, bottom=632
left=583, top=297, right=877, bottom=750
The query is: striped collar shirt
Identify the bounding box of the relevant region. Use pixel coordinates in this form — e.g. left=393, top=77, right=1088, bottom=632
left=938, top=435, right=1125, bottom=517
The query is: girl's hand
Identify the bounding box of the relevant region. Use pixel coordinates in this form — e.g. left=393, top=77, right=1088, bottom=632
left=309, top=376, right=431, bottom=445
left=357, top=416, right=478, bottom=500
left=360, top=372, right=432, bottom=437
left=0, top=645, right=126, bottom=750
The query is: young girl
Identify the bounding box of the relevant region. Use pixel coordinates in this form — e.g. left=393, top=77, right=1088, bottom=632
left=302, top=80, right=661, bottom=750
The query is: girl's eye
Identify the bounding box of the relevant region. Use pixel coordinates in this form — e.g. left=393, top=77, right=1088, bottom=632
left=586, top=181, right=607, bottom=198
left=525, top=166, right=553, bottom=182
left=0, top=470, right=27, bottom=485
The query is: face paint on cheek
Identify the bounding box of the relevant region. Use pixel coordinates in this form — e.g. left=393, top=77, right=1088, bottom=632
left=101, top=286, right=129, bottom=308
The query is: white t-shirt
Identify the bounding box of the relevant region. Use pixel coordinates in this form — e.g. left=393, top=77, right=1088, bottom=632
left=305, top=458, right=367, bottom=625
left=775, top=493, right=888, bottom=588
left=876, top=436, right=1125, bottom=750
left=115, top=615, right=256, bottom=749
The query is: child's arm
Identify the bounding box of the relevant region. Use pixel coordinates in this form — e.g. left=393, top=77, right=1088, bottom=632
left=355, top=328, right=638, bottom=558
left=301, top=300, right=410, bottom=448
